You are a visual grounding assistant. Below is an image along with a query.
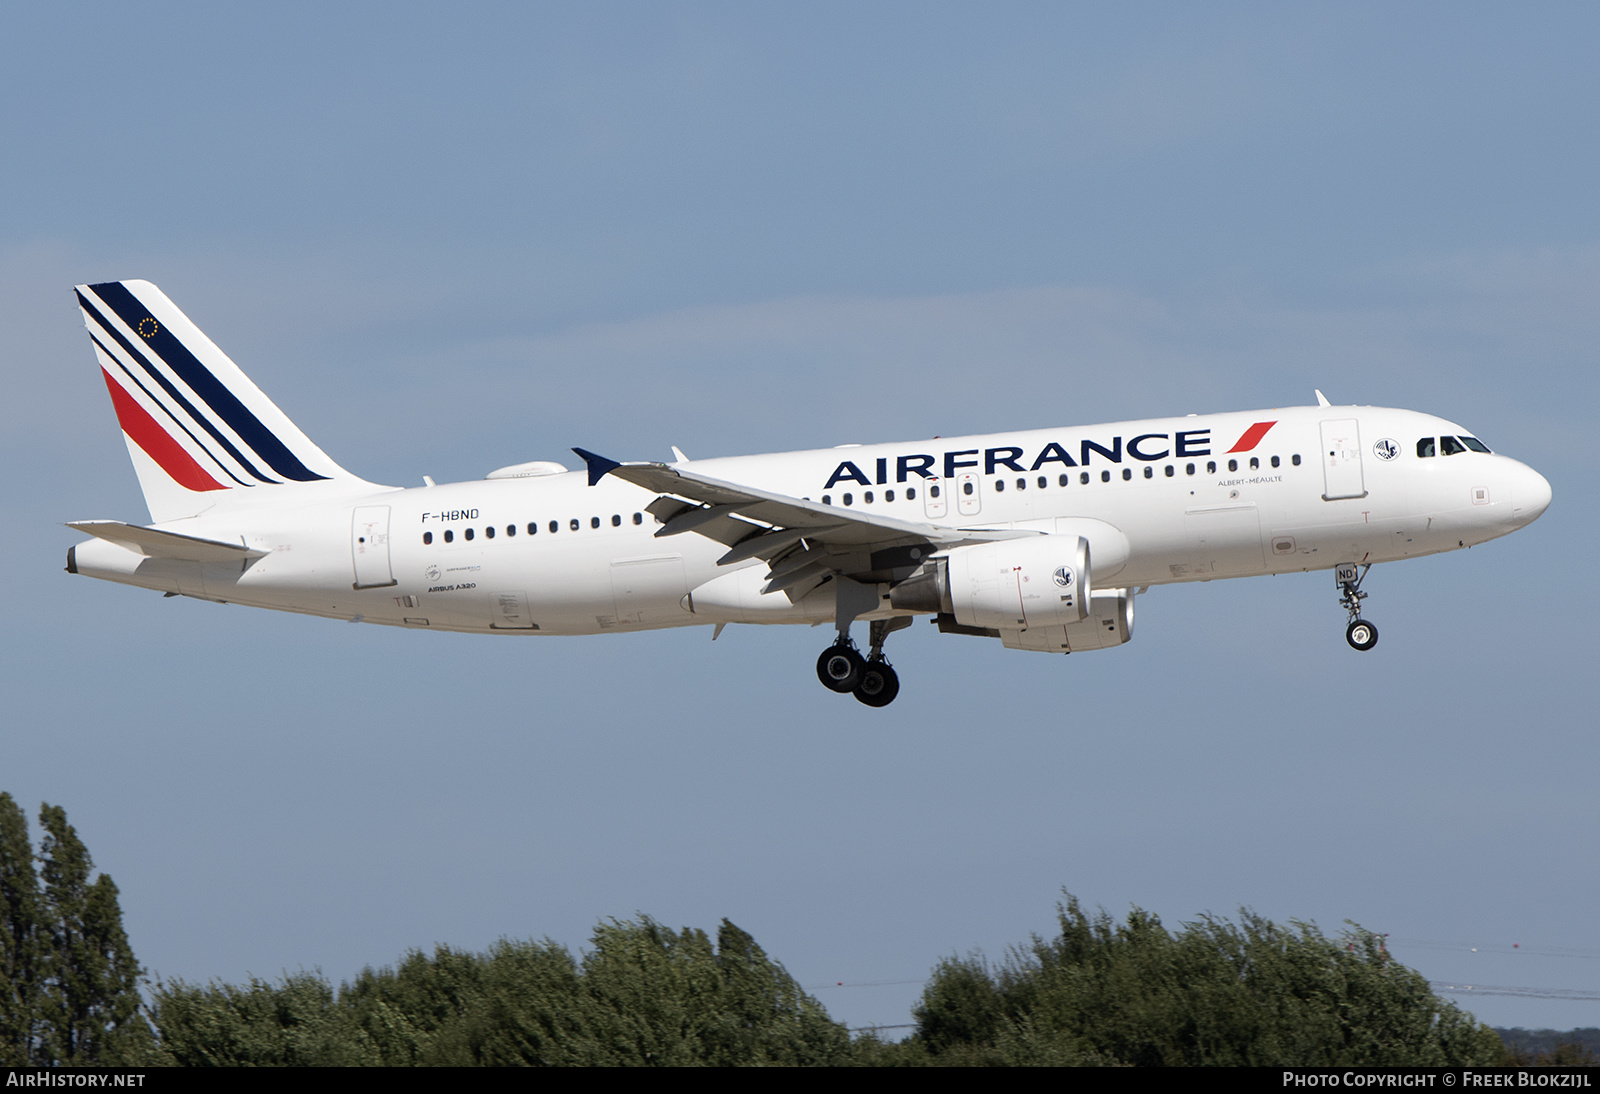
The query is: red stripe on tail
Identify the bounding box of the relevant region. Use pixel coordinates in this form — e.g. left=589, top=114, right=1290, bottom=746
left=1227, top=420, right=1277, bottom=453
left=101, top=369, right=227, bottom=492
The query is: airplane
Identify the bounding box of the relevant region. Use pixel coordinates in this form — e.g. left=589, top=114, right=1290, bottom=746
left=65, top=280, right=1552, bottom=707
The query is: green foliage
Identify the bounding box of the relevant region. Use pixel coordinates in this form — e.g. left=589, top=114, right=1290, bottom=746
left=1499, top=1029, right=1600, bottom=1067
left=150, top=917, right=852, bottom=1067
left=0, top=794, right=152, bottom=1066
left=151, top=973, right=367, bottom=1066
left=2, top=806, right=1512, bottom=1071
left=908, top=893, right=1505, bottom=1067
left=0, top=794, right=43, bottom=1065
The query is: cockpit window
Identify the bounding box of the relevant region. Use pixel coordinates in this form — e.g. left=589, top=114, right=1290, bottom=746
left=1460, top=436, right=1490, bottom=453
left=1417, top=437, right=1436, bottom=458
left=1440, top=435, right=1466, bottom=456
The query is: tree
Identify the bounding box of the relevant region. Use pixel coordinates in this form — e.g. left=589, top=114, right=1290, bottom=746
left=0, top=794, right=43, bottom=1066
left=0, top=795, right=151, bottom=1065
left=151, top=917, right=853, bottom=1066
left=907, top=893, right=1505, bottom=1067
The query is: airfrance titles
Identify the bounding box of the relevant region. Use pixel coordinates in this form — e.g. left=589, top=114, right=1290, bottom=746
left=823, top=430, right=1217, bottom=489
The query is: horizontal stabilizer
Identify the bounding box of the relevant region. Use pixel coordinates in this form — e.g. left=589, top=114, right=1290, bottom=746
left=67, top=521, right=267, bottom=563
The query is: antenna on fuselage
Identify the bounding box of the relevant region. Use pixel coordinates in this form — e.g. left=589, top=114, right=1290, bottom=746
left=1314, top=389, right=1331, bottom=407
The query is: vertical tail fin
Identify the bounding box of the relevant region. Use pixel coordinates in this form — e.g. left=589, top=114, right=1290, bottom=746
left=75, top=280, right=361, bottom=523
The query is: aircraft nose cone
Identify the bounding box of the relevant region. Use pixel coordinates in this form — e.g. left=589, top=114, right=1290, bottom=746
left=1515, top=464, right=1552, bottom=525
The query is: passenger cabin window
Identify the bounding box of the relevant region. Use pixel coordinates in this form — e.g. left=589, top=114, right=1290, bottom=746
left=864, top=491, right=874, bottom=503
left=633, top=513, right=643, bottom=524
left=1271, top=456, right=1280, bottom=468
left=506, top=524, right=515, bottom=537
left=1440, top=436, right=1466, bottom=456
left=1080, top=472, right=1090, bottom=484
left=611, top=514, right=621, bottom=527
left=963, top=482, right=974, bottom=495
left=994, top=480, right=1004, bottom=492
left=843, top=493, right=854, bottom=506
left=1291, top=454, right=1302, bottom=466
left=1101, top=470, right=1111, bottom=483
left=1121, top=468, right=1132, bottom=481
left=590, top=516, right=601, bottom=528
left=906, top=487, right=916, bottom=500
left=1207, top=461, right=1217, bottom=474
left=1059, top=474, right=1070, bottom=486
left=1417, top=438, right=1436, bottom=458
left=528, top=523, right=538, bottom=535
left=1143, top=466, right=1153, bottom=479
left=549, top=520, right=558, bottom=533
left=570, top=518, right=579, bottom=531
left=423, top=532, right=432, bottom=545
left=1037, top=476, right=1047, bottom=489
left=464, top=528, right=474, bottom=541
left=485, top=526, right=494, bottom=539
left=1164, top=465, right=1174, bottom=477
left=443, top=530, right=453, bottom=543
left=1249, top=457, right=1259, bottom=470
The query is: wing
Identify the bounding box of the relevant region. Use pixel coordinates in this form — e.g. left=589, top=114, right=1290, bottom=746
left=573, top=449, right=1033, bottom=597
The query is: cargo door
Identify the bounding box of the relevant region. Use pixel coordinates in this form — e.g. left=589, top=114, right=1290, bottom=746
left=490, top=591, right=538, bottom=630
left=610, top=554, right=688, bottom=626
left=1184, top=504, right=1265, bottom=576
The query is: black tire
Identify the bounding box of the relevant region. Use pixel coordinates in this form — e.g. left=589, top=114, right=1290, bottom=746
left=817, top=644, right=865, bottom=692
left=1346, top=619, right=1378, bottom=651
left=854, top=661, right=900, bottom=707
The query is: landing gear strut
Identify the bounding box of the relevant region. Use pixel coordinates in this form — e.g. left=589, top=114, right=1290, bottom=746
left=1336, top=563, right=1379, bottom=651
left=816, top=617, right=910, bottom=706
left=853, top=618, right=909, bottom=707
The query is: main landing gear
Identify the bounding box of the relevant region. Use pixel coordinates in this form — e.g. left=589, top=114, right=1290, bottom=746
left=817, top=617, right=909, bottom=707
left=1336, top=563, right=1379, bottom=652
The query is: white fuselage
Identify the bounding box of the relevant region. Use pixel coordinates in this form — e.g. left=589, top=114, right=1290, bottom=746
left=70, top=404, right=1550, bottom=637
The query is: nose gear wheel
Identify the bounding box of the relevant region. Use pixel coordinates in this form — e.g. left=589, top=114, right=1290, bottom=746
left=1336, top=564, right=1379, bottom=651
left=1346, top=619, right=1378, bottom=651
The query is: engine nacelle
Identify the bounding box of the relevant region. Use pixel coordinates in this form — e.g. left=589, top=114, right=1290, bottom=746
left=1000, top=587, right=1135, bottom=653
left=889, top=534, right=1090, bottom=630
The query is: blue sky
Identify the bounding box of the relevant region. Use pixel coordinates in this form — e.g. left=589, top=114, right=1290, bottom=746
left=3, top=3, right=1595, bottom=1033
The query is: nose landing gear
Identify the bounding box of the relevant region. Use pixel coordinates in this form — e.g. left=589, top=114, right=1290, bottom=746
left=1336, top=563, right=1378, bottom=651
left=1345, top=618, right=1379, bottom=651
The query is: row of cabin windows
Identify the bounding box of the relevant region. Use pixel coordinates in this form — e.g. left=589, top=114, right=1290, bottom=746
left=423, top=512, right=645, bottom=545
left=1418, top=436, right=1490, bottom=457
left=820, top=455, right=1302, bottom=505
